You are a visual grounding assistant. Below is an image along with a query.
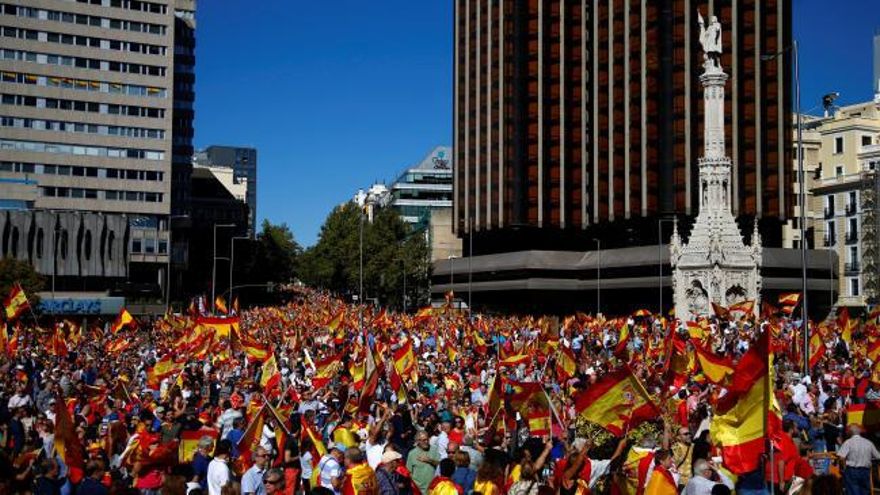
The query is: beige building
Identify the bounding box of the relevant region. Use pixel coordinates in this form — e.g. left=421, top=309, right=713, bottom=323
left=795, top=101, right=880, bottom=307
left=0, top=0, right=196, bottom=292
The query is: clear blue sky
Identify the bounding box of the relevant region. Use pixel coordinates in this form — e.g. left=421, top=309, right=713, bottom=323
left=194, top=1, right=877, bottom=246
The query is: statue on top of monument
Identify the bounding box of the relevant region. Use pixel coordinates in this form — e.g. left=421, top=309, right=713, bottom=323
left=697, top=10, right=722, bottom=71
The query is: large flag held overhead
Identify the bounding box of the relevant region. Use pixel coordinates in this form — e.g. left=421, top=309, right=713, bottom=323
left=215, top=296, right=228, bottom=315
left=260, top=352, right=281, bottom=396
left=556, top=346, right=578, bottom=382
left=393, top=339, right=417, bottom=383
left=808, top=326, right=825, bottom=369
left=3, top=284, right=29, bottom=320
left=312, top=353, right=343, bottom=390
left=574, top=366, right=659, bottom=436
left=710, top=332, right=770, bottom=475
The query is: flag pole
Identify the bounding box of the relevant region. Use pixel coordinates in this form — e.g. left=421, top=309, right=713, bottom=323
left=764, top=329, right=774, bottom=492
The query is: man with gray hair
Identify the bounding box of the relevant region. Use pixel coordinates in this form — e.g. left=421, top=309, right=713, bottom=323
left=838, top=423, right=880, bottom=495
left=683, top=458, right=734, bottom=495
left=242, top=445, right=270, bottom=495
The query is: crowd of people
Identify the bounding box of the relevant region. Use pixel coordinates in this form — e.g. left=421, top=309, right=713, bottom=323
left=0, top=286, right=879, bottom=495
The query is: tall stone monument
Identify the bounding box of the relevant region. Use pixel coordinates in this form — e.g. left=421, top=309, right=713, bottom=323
left=670, top=12, right=762, bottom=318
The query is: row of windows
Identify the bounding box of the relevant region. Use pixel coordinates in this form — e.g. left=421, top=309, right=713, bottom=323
left=1, top=93, right=165, bottom=119
left=0, top=26, right=167, bottom=57
left=131, top=237, right=168, bottom=255
left=65, top=0, right=167, bottom=15
left=0, top=48, right=166, bottom=77
left=0, top=70, right=166, bottom=98
left=0, top=138, right=164, bottom=160
left=1, top=161, right=165, bottom=182
left=0, top=115, right=165, bottom=140
left=42, top=186, right=163, bottom=203
left=0, top=4, right=166, bottom=36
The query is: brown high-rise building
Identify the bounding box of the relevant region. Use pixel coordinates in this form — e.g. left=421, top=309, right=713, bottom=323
left=437, top=0, right=835, bottom=315
left=453, top=0, right=792, bottom=252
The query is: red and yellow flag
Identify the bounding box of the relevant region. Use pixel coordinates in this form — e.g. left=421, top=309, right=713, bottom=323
left=260, top=352, right=281, bottom=396
left=55, top=395, right=85, bottom=483
left=809, top=327, right=825, bottom=369
left=710, top=332, right=769, bottom=475
left=240, top=338, right=269, bottom=362
left=178, top=428, right=218, bottom=462
left=847, top=403, right=880, bottom=433
left=556, top=346, right=578, bottom=382
left=393, top=339, right=417, bottom=383
left=3, top=284, right=29, bottom=320
left=691, top=341, right=735, bottom=385
left=215, top=296, right=228, bottom=315
left=111, top=308, right=135, bottom=334
left=312, top=353, right=342, bottom=390
left=526, top=409, right=551, bottom=437
left=644, top=466, right=678, bottom=495
left=574, top=367, right=658, bottom=436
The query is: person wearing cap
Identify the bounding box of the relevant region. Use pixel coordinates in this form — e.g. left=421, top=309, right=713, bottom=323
left=191, top=435, right=215, bottom=491
left=838, top=423, right=880, bottom=495
left=376, top=449, right=403, bottom=495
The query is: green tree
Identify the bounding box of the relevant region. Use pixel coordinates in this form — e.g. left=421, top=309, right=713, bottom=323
left=0, top=258, right=44, bottom=308
left=240, top=220, right=303, bottom=286
left=300, top=203, right=430, bottom=310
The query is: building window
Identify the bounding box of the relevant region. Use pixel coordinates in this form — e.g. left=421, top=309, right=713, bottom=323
left=131, top=239, right=142, bottom=253
left=834, top=136, right=844, bottom=154
left=863, top=135, right=873, bottom=147
left=826, top=221, right=836, bottom=246
left=836, top=166, right=844, bottom=177
left=850, top=277, right=860, bottom=296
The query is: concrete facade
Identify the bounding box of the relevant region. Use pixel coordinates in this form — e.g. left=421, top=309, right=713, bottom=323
left=0, top=0, right=196, bottom=293
left=193, top=145, right=256, bottom=237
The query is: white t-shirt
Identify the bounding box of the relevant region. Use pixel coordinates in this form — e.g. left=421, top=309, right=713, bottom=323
left=318, top=455, right=343, bottom=494
left=207, top=457, right=231, bottom=495
left=366, top=440, right=387, bottom=469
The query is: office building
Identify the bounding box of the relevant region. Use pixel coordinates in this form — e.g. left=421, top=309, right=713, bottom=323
left=453, top=0, right=792, bottom=249
left=0, top=0, right=196, bottom=306
left=808, top=101, right=880, bottom=308
left=193, top=145, right=257, bottom=237
left=437, top=1, right=838, bottom=315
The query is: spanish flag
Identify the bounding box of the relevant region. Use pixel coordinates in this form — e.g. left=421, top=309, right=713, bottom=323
left=111, top=308, right=135, bottom=334
left=711, top=302, right=730, bottom=320
left=710, top=332, right=769, bottom=475
left=393, top=339, right=417, bottom=383
left=838, top=307, right=857, bottom=347
left=312, top=353, right=342, bottom=390
left=692, top=341, right=735, bottom=385
left=3, top=284, right=29, bottom=320
left=215, top=296, right=228, bottom=315
left=778, top=292, right=801, bottom=306
left=644, top=465, right=678, bottom=495
left=326, top=309, right=345, bottom=331
left=808, top=327, right=825, bottom=369
left=240, top=338, right=270, bottom=362
left=55, top=395, right=85, bottom=483
left=178, top=427, right=218, bottom=462
left=729, top=300, right=755, bottom=317
left=614, top=322, right=631, bottom=356
left=847, top=403, right=880, bottom=433
left=556, top=346, right=578, bottom=382
left=499, top=353, right=531, bottom=367
left=260, top=352, right=281, bottom=396
left=687, top=320, right=707, bottom=342
left=574, top=366, right=659, bottom=436
left=527, top=409, right=551, bottom=437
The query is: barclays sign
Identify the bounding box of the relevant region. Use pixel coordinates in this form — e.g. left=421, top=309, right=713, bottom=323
left=38, top=297, right=124, bottom=316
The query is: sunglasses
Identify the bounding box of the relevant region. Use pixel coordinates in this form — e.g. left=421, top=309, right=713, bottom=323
left=264, top=478, right=282, bottom=485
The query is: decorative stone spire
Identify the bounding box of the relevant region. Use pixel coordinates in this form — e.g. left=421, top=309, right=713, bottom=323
left=670, top=12, right=761, bottom=318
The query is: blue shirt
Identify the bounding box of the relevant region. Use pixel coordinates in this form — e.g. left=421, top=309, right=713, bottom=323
left=241, top=464, right=267, bottom=495
left=227, top=429, right=244, bottom=458
left=451, top=467, right=476, bottom=494
left=191, top=452, right=211, bottom=490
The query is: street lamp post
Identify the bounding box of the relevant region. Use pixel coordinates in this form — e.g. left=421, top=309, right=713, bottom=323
left=597, top=241, right=601, bottom=315
left=764, top=40, right=808, bottom=375
left=229, top=236, right=249, bottom=307
left=212, top=223, right=235, bottom=313
left=468, top=218, right=473, bottom=316
left=448, top=255, right=458, bottom=307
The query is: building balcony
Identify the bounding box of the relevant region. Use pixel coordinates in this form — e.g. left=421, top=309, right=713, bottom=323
left=846, top=231, right=859, bottom=244
left=846, top=203, right=858, bottom=216
left=845, top=261, right=861, bottom=273
left=824, top=207, right=835, bottom=218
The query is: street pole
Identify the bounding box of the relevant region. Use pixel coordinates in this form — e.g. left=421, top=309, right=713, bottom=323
left=595, top=239, right=601, bottom=315
left=401, top=258, right=407, bottom=313
left=795, top=40, right=810, bottom=376
left=212, top=223, right=235, bottom=313
left=448, top=255, right=457, bottom=306
left=229, top=236, right=248, bottom=307
left=468, top=217, right=473, bottom=316
left=764, top=41, right=808, bottom=375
